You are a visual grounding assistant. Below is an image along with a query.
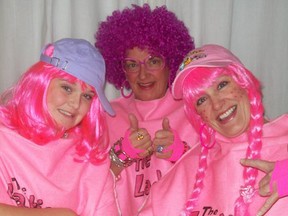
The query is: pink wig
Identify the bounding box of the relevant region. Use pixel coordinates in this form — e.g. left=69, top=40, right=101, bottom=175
left=95, top=4, right=194, bottom=89
left=0, top=62, right=109, bottom=164
left=181, top=65, right=264, bottom=215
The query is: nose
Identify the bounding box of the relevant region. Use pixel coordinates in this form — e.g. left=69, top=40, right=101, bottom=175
left=211, top=96, right=224, bottom=110
left=138, top=64, right=149, bottom=79
left=68, top=93, right=81, bottom=109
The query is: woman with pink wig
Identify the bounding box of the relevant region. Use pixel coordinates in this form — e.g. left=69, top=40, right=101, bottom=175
left=139, top=44, right=288, bottom=216
left=0, top=38, right=118, bottom=215
left=95, top=4, right=198, bottom=215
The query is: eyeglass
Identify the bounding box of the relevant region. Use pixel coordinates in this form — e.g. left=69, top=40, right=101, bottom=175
left=122, top=55, right=165, bottom=74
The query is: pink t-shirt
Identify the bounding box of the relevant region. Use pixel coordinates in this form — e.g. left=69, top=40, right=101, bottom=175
left=139, top=114, right=288, bottom=216
left=106, top=91, right=199, bottom=216
left=0, top=125, right=119, bottom=216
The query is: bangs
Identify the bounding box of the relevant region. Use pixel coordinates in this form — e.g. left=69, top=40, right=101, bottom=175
left=182, top=67, right=228, bottom=104
left=56, top=71, right=96, bottom=94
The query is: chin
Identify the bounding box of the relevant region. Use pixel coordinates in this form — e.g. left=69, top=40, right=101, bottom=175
left=221, top=129, right=247, bottom=138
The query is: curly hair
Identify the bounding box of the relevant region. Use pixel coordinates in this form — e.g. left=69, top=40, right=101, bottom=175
left=95, top=4, right=194, bottom=89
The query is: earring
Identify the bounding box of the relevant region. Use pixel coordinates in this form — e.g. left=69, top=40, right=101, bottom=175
left=199, top=123, right=216, bottom=149
left=121, top=80, right=133, bottom=98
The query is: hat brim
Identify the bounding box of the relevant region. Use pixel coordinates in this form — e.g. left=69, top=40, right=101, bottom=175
left=172, top=61, right=232, bottom=99
left=97, top=90, right=115, bottom=116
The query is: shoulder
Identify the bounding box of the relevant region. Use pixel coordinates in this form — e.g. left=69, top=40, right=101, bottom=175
left=262, top=114, right=288, bottom=138
left=110, top=96, right=134, bottom=111
left=264, top=114, right=288, bottom=131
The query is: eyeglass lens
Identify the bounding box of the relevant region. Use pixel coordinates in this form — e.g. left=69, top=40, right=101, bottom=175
left=122, top=56, right=164, bottom=73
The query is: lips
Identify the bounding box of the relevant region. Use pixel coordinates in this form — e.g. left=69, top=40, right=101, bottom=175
left=58, top=109, right=74, bottom=118
left=138, top=82, right=154, bottom=89
left=217, top=105, right=237, bottom=123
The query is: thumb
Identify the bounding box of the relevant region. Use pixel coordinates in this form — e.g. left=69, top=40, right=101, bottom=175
left=240, top=158, right=274, bottom=173
left=162, top=117, right=171, bottom=131
left=128, top=113, right=139, bottom=132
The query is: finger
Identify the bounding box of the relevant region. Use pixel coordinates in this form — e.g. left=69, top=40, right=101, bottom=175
left=153, top=131, right=174, bottom=143
left=155, top=149, right=173, bottom=159
left=133, top=131, right=151, bottom=148
left=138, top=144, right=153, bottom=158
left=257, top=192, right=279, bottom=216
left=258, top=175, right=272, bottom=196
left=155, top=118, right=173, bottom=140
left=128, top=113, right=138, bottom=132
left=240, top=158, right=274, bottom=173
left=162, top=117, right=170, bottom=131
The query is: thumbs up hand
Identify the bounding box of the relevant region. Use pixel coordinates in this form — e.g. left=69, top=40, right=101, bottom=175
left=153, top=118, right=173, bottom=159
left=126, top=113, right=153, bottom=158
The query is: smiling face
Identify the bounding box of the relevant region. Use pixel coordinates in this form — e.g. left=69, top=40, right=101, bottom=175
left=46, top=78, right=95, bottom=130
left=124, top=47, right=170, bottom=101
left=195, top=75, right=250, bottom=137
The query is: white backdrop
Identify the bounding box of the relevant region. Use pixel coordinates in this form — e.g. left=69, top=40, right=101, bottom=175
left=0, top=0, right=287, bottom=119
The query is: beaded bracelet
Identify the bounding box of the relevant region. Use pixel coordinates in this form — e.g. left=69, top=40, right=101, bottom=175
left=109, top=138, right=134, bottom=167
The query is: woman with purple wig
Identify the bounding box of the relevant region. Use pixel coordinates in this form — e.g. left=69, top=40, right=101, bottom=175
left=95, top=4, right=198, bottom=215
left=139, top=44, right=288, bottom=216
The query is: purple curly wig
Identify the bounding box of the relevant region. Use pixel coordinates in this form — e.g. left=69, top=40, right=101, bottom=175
left=95, top=4, right=194, bottom=89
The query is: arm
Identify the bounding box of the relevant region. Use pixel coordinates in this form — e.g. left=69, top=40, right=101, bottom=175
left=0, top=203, right=77, bottom=216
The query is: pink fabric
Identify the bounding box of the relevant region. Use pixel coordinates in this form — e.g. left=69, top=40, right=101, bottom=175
left=0, top=125, right=119, bottom=216
left=139, top=114, right=288, bottom=216
left=270, top=159, right=288, bottom=197
left=106, top=91, right=199, bottom=216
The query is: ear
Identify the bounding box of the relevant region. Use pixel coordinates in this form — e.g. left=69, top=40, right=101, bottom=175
left=43, top=44, right=54, bottom=57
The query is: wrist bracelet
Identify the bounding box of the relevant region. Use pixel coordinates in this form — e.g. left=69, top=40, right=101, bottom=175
left=109, top=138, right=134, bottom=167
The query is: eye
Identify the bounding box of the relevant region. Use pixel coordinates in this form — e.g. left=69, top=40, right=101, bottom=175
left=83, top=93, right=94, bottom=101
left=196, top=96, right=207, bottom=106
left=128, top=62, right=137, bottom=68
left=148, top=57, right=162, bottom=66
left=217, top=80, right=229, bottom=90
left=124, top=60, right=138, bottom=69
left=62, top=85, right=72, bottom=93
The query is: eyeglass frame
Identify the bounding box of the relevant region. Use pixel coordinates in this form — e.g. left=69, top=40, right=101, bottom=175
left=121, top=54, right=166, bottom=74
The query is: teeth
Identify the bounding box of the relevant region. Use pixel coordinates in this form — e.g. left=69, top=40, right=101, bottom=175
left=139, top=83, right=152, bottom=87
left=219, top=105, right=236, bottom=120
left=59, top=109, right=72, bottom=117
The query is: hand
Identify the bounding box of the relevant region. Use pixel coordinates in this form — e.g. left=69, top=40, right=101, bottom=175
left=0, top=203, right=77, bottom=216
left=240, top=158, right=278, bottom=216
left=128, top=113, right=152, bottom=158
left=153, top=118, right=173, bottom=159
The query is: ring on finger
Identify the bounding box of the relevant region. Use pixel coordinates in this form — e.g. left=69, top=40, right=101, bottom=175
left=156, top=145, right=165, bottom=153
left=137, top=131, right=144, bottom=141
left=147, top=147, right=153, bottom=155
